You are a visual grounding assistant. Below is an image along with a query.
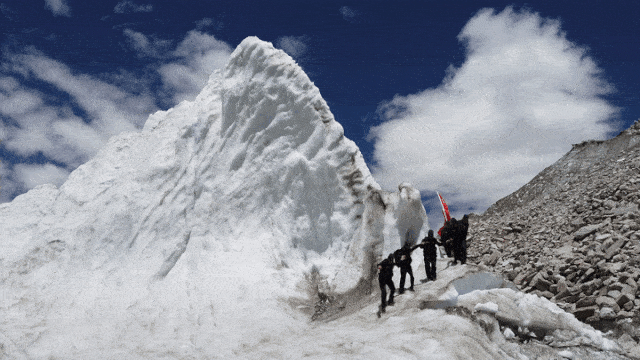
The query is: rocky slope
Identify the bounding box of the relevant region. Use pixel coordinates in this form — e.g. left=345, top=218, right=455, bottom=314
left=468, top=119, right=640, bottom=352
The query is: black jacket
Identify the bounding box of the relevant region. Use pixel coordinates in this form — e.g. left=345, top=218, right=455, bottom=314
left=378, top=257, right=395, bottom=279
left=394, top=244, right=414, bottom=267
left=414, top=235, right=441, bottom=260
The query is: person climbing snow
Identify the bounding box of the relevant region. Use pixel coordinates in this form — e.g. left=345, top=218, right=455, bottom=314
left=413, top=229, right=441, bottom=281
left=394, top=242, right=415, bottom=293
left=377, top=253, right=396, bottom=314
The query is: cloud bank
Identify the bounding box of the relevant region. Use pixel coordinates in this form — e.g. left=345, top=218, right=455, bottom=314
left=369, top=7, right=617, bottom=216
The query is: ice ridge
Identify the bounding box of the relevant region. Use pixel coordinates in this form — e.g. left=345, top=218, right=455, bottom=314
left=0, top=36, right=428, bottom=358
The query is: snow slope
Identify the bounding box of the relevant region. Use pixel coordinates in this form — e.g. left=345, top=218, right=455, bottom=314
left=0, top=37, right=428, bottom=358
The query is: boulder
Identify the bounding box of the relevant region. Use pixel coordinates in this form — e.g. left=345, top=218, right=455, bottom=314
left=575, top=296, right=596, bottom=308
left=595, top=296, right=617, bottom=308
left=572, top=305, right=598, bottom=322
left=574, top=224, right=602, bottom=241
left=608, top=290, right=622, bottom=299
left=605, top=238, right=628, bottom=260
left=484, top=250, right=501, bottom=266
left=617, top=293, right=635, bottom=307
left=624, top=301, right=635, bottom=311
left=530, top=273, right=552, bottom=292
left=599, top=307, right=616, bottom=320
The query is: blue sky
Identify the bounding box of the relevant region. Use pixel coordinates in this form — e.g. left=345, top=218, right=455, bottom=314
left=1, top=0, right=639, bottom=228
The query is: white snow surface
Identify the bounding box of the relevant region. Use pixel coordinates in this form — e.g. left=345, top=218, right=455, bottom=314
left=0, top=37, right=622, bottom=359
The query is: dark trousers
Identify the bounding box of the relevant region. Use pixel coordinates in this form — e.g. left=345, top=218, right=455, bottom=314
left=399, top=265, right=414, bottom=290
left=444, top=241, right=452, bottom=257
left=461, top=240, right=467, bottom=264
left=453, top=240, right=467, bottom=265
left=379, top=276, right=395, bottom=308
left=425, top=258, right=437, bottom=280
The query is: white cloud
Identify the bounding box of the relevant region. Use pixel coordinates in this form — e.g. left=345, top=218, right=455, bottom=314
left=339, top=6, right=359, bottom=22
left=114, top=0, right=153, bottom=14
left=159, top=30, right=232, bottom=103
left=275, top=36, right=308, bottom=59
left=369, top=7, right=617, bottom=216
left=121, top=29, right=232, bottom=103
left=0, top=163, right=19, bottom=203
left=0, top=29, right=232, bottom=201
left=195, top=18, right=223, bottom=31
left=123, top=29, right=172, bottom=58
left=14, top=163, right=69, bottom=189
left=0, top=89, right=43, bottom=116
left=0, top=49, right=158, bottom=198
left=44, top=0, right=71, bottom=17
left=13, top=51, right=155, bottom=133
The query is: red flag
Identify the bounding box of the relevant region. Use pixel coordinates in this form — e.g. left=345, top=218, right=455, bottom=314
left=437, top=192, right=451, bottom=236
left=438, top=192, right=451, bottom=222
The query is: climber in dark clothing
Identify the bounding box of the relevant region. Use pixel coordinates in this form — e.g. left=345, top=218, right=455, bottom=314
left=413, top=229, right=441, bottom=281
left=450, top=218, right=464, bottom=265
left=394, top=242, right=415, bottom=293
left=451, top=216, right=469, bottom=265
left=377, top=254, right=396, bottom=313
left=440, top=218, right=456, bottom=259
left=458, top=215, right=469, bottom=265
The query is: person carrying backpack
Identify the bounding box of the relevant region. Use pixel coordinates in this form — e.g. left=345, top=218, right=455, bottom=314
left=394, top=242, right=415, bottom=293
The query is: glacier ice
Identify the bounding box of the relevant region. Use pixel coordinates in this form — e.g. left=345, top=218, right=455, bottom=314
left=0, top=37, right=429, bottom=358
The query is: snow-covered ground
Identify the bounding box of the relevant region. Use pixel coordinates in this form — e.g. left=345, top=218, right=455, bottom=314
left=0, top=37, right=627, bottom=359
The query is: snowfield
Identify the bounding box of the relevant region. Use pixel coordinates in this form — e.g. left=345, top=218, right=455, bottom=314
left=0, top=37, right=627, bottom=359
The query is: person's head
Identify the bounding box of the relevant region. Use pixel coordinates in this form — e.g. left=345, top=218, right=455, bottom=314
left=451, top=218, right=457, bottom=224
left=428, top=229, right=434, bottom=237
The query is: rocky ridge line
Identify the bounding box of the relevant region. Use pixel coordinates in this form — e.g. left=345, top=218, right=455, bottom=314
left=467, top=119, right=640, bottom=355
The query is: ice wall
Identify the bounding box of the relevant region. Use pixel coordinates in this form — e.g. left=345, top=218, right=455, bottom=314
left=0, top=37, right=428, bottom=358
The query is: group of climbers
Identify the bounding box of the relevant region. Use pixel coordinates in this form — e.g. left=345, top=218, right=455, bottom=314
left=377, top=215, right=470, bottom=314
left=440, top=214, right=469, bottom=265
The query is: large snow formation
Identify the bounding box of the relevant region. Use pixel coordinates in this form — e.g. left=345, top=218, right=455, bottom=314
left=0, top=37, right=428, bottom=358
